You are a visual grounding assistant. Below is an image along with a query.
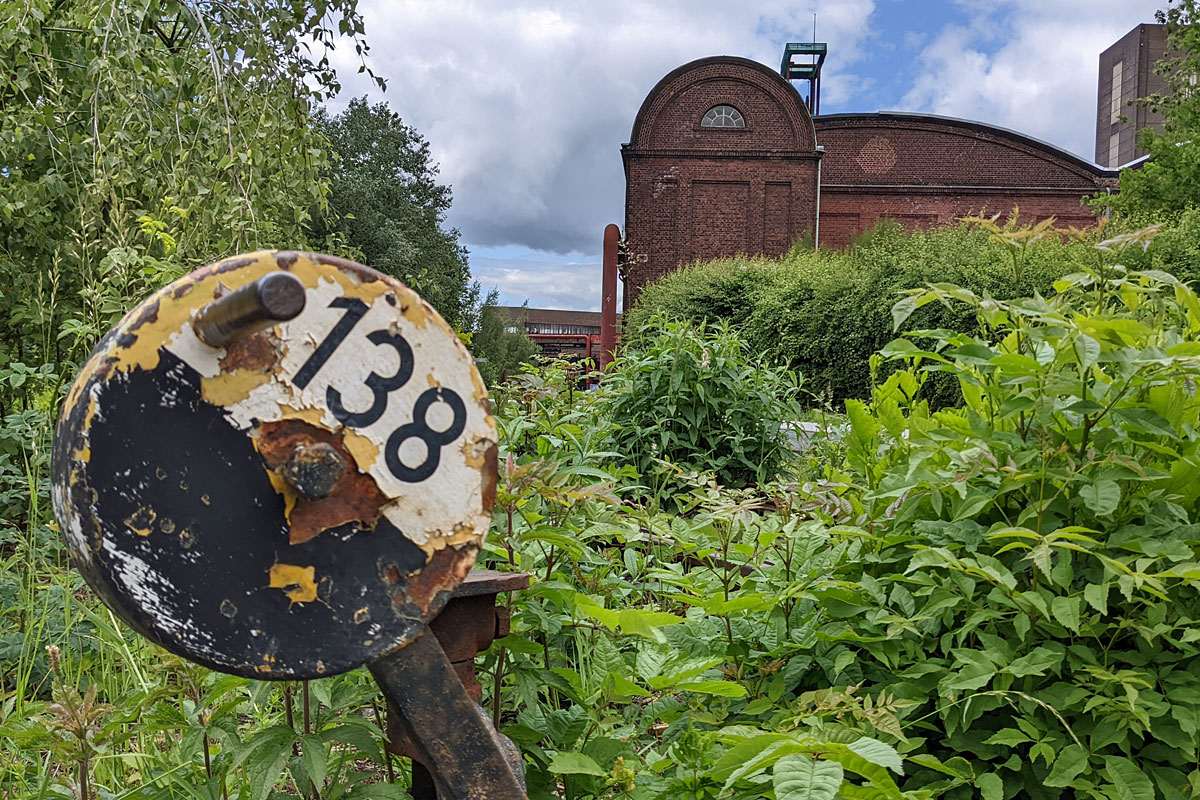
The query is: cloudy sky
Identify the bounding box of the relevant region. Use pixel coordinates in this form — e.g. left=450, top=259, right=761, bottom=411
left=328, top=0, right=1164, bottom=311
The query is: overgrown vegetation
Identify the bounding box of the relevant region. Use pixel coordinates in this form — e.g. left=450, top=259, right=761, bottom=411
left=599, top=318, right=802, bottom=491
left=623, top=215, right=1200, bottom=407
left=6, top=1, right=1200, bottom=799
left=474, top=224, right=1200, bottom=800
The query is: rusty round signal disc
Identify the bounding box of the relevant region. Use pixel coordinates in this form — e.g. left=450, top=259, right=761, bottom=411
left=52, top=252, right=497, bottom=679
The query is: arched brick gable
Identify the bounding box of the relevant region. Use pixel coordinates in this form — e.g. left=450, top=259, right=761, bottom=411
left=630, top=57, right=817, bottom=152
left=622, top=57, right=821, bottom=308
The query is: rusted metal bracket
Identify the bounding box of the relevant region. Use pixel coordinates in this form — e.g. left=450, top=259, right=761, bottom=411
left=386, top=570, right=529, bottom=798
left=370, top=627, right=526, bottom=799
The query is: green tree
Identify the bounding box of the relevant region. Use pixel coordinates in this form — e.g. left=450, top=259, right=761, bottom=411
left=1106, top=0, right=1200, bottom=217
left=314, top=98, right=475, bottom=327
left=470, top=293, right=539, bottom=388
left=0, top=0, right=378, bottom=389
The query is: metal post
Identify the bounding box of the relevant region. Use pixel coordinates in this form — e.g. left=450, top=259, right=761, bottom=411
left=599, top=224, right=620, bottom=371
left=369, top=629, right=526, bottom=800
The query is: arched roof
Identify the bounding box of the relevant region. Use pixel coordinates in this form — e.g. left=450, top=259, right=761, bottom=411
left=814, top=112, right=1118, bottom=187
left=627, top=56, right=817, bottom=152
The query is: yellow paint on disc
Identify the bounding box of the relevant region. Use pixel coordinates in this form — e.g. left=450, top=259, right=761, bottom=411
left=268, top=563, right=318, bottom=604
left=265, top=470, right=299, bottom=520
left=106, top=252, right=400, bottom=376
left=341, top=430, right=380, bottom=474
left=202, top=370, right=272, bottom=406
left=124, top=507, right=157, bottom=537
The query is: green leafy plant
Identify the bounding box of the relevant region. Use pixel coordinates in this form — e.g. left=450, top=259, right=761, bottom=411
left=791, top=225, right=1200, bottom=798
left=598, top=318, right=802, bottom=491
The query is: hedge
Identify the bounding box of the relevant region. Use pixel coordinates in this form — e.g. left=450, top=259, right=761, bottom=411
left=625, top=220, right=1121, bottom=405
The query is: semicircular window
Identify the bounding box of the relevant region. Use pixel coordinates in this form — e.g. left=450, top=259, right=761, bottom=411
left=701, top=105, right=746, bottom=129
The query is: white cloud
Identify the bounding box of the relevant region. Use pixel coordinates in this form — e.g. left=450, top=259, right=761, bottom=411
left=470, top=251, right=615, bottom=311
left=899, top=0, right=1165, bottom=161
left=330, top=0, right=876, bottom=255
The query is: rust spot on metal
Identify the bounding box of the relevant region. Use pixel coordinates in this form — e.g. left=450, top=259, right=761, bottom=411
left=354, top=607, right=370, bottom=624
left=382, top=562, right=403, bottom=585
left=255, top=418, right=387, bottom=545
left=276, top=251, right=299, bottom=270
left=159, top=518, right=176, bottom=535
left=388, top=545, right=477, bottom=618
left=481, top=443, right=498, bottom=514
left=219, top=331, right=277, bottom=372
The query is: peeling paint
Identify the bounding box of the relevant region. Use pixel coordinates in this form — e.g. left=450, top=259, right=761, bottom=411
left=268, top=563, right=319, bottom=604
left=51, top=250, right=497, bottom=679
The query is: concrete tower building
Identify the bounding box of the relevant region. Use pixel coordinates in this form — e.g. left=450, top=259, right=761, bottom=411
left=1095, top=23, right=1170, bottom=167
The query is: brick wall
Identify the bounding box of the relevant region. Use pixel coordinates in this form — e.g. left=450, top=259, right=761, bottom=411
left=623, top=57, right=819, bottom=308
left=814, top=115, right=1116, bottom=249
left=622, top=63, right=1119, bottom=311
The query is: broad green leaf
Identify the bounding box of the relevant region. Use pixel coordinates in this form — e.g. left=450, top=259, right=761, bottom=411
left=945, top=650, right=995, bottom=691
left=1005, top=646, right=1063, bottom=678
left=984, top=729, right=1032, bottom=747
left=1074, top=333, right=1100, bottom=370
left=891, top=295, right=919, bottom=331
left=676, top=679, right=748, bottom=698
left=1080, top=479, right=1121, bottom=517
left=773, top=754, right=843, bottom=800
left=1084, top=583, right=1109, bottom=615
left=976, top=772, right=1004, bottom=800
left=606, top=673, right=649, bottom=700
left=907, top=753, right=970, bottom=779
left=548, top=751, right=605, bottom=776
left=847, top=737, right=903, bottom=775
left=299, top=734, right=327, bottom=790
left=1104, top=755, right=1154, bottom=800
left=1051, top=595, right=1081, bottom=632
left=1045, top=744, right=1089, bottom=787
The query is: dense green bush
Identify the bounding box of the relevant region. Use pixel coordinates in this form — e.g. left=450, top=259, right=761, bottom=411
left=598, top=318, right=801, bottom=490
left=627, top=220, right=1101, bottom=405
left=799, top=226, right=1200, bottom=798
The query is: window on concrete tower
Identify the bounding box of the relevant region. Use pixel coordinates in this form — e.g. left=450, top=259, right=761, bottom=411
left=701, top=105, right=746, bottom=128
left=1109, top=131, right=1121, bottom=167
left=1110, top=61, right=1124, bottom=124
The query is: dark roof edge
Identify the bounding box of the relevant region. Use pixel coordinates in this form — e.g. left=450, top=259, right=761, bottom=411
left=814, top=111, right=1120, bottom=179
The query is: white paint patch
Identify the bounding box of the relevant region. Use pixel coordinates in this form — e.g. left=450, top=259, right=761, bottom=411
left=101, top=535, right=215, bottom=650
left=162, top=270, right=495, bottom=551
left=52, top=481, right=91, bottom=566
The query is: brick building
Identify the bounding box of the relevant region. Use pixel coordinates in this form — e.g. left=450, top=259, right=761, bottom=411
left=494, top=306, right=618, bottom=359
left=1095, top=23, right=1169, bottom=167
left=622, top=53, right=1122, bottom=308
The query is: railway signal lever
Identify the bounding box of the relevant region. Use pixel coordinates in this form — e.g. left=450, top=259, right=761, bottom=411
left=52, top=251, right=527, bottom=799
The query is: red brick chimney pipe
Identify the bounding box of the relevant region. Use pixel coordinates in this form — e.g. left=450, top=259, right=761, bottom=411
left=599, top=223, right=620, bottom=371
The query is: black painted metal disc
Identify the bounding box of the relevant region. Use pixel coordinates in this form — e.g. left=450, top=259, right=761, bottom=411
left=52, top=252, right=497, bottom=679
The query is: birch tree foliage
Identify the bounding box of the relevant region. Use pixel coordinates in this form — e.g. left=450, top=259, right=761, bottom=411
left=0, top=0, right=380, bottom=377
